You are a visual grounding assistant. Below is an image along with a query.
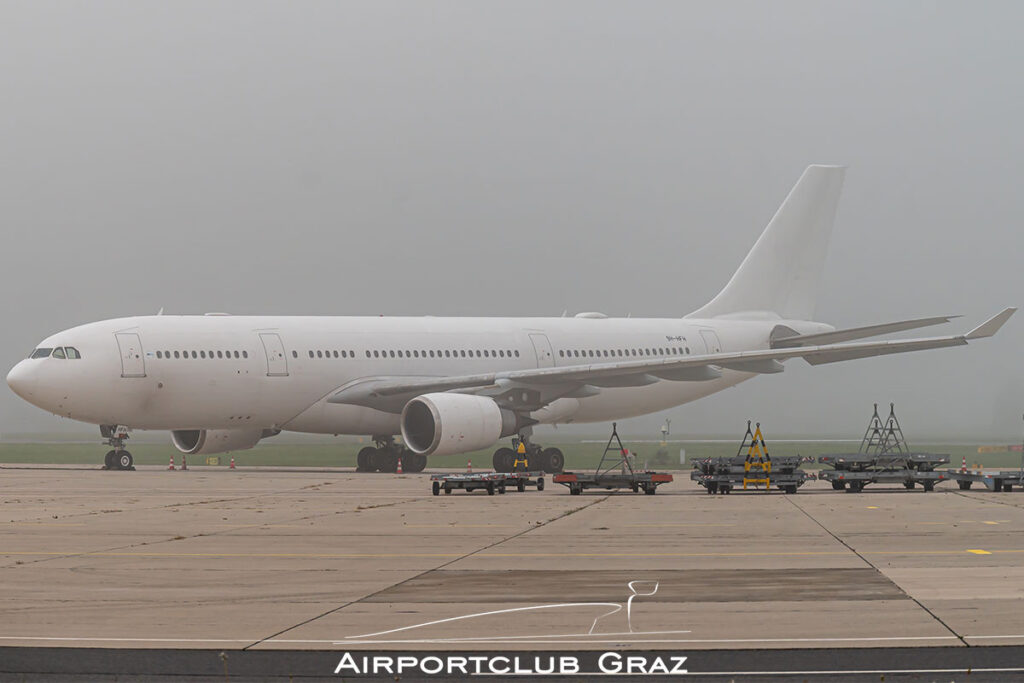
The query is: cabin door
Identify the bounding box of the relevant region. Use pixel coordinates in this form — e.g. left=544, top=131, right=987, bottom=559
left=115, top=333, right=146, bottom=378
left=259, top=333, right=289, bottom=376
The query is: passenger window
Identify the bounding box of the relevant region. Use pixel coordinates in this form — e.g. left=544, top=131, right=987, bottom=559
left=156, top=351, right=163, bottom=359
left=317, top=350, right=323, bottom=358
left=242, top=351, right=248, bottom=358
left=216, top=351, right=222, bottom=358
left=30, top=348, right=53, bottom=359
left=349, top=350, right=354, bottom=357
left=365, top=350, right=371, bottom=358
left=333, top=350, right=339, bottom=358
left=514, top=350, right=520, bottom=357
left=52, top=347, right=66, bottom=359
left=200, top=351, right=207, bottom=359
left=292, top=351, right=298, bottom=358
left=172, top=351, right=179, bottom=359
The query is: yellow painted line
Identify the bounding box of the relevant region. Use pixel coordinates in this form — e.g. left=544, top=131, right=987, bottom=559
left=614, top=528, right=737, bottom=532
left=967, top=549, right=992, bottom=555
left=401, top=528, right=520, bottom=532
left=4, top=522, right=86, bottom=527
left=210, top=524, right=309, bottom=529
left=983, top=521, right=1000, bottom=525
left=866, top=506, right=879, bottom=510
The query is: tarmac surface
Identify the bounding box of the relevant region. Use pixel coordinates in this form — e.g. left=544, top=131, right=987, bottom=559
left=2, top=463, right=1024, bottom=664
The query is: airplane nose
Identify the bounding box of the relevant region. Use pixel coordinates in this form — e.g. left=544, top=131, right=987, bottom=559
left=6, top=361, right=36, bottom=400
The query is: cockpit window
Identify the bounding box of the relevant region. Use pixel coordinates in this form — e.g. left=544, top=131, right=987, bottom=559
left=51, top=347, right=66, bottom=359
left=65, top=347, right=81, bottom=359
left=30, top=348, right=53, bottom=359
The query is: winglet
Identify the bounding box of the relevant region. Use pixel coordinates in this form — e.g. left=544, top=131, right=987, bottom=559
left=965, top=307, right=1017, bottom=339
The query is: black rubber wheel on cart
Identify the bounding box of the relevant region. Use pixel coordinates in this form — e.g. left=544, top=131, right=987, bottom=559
left=958, top=480, right=972, bottom=490
left=707, top=482, right=718, bottom=494
left=487, top=483, right=495, bottom=495
left=444, top=487, right=452, bottom=495
left=1005, top=484, right=1013, bottom=492
left=542, top=448, right=565, bottom=474
left=357, top=447, right=376, bottom=472
left=644, top=485, right=656, bottom=495
left=432, top=481, right=440, bottom=496
left=994, top=480, right=1003, bottom=492
left=518, top=480, right=526, bottom=492
left=904, top=482, right=915, bottom=489
left=498, top=485, right=506, bottom=494
left=831, top=481, right=845, bottom=490
left=923, top=482, right=935, bottom=492
left=570, top=484, right=581, bottom=495
left=537, top=477, right=544, bottom=491
left=847, top=482, right=863, bottom=493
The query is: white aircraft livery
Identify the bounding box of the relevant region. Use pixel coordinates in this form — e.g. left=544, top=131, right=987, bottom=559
left=6, top=166, right=1015, bottom=473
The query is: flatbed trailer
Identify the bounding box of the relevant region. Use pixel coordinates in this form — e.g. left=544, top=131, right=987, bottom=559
left=690, top=455, right=815, bottom=494
left=817, top=467, right=952, bottom=492
left=430, top=471, right=545, bottom=495
left=947, top=470, right=1024, bottom=492
left=553, top=423, right=674, bottom=495
left=554, top=470, right=673, bottom=495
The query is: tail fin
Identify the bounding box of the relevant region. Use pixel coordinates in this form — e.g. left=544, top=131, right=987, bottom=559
left=687, top=165, right=845, bottom=321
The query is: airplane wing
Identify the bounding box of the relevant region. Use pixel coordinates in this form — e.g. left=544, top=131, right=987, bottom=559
left=328, top=308, right=1015, bottom=413
left=770, top=315, right=960, bottom=348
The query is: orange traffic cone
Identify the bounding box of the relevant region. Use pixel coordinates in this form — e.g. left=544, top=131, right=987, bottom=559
left=229, top=457, right=235, bottom=469
left=168, top=455, right=176, bottom=470
left=396, top=457, right=403, bottom=475
left=467, top=459, right=472, bottom=473
left=961, top=456, right=967, bottom=474
left=181, top=455, right=188, bottom=471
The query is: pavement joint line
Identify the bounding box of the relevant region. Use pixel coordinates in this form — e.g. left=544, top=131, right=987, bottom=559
left=5, top=548, right=1024, bottom=559
left=783, top=495, right=968, bottom=647
left=241, top=493, right=615, bottom=651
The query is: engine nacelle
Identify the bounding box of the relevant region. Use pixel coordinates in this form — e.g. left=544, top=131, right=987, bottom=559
left=401, top=393, right=519, bottom=456
left=171, top=428, right=273, bottom=455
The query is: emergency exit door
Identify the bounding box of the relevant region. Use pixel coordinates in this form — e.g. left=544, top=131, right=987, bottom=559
left=700, top=329, right=722, bottom=354
left=259, top=333, right=289, bottom=376
left=529, top=333, right=555, bottom=368
left=115, top=332, right=146, bottom=378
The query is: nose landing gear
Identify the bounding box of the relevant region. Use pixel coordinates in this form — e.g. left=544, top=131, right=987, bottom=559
left=100, top=425, right=135, bottom=471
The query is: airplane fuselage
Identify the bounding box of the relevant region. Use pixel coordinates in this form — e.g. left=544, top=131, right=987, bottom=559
left=7, top=314, right=830, bottom=436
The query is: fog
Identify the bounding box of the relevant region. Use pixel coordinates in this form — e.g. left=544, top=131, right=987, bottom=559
left=1, top=1, right=1021, bottom=441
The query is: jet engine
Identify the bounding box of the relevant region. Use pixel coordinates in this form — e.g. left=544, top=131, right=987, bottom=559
left=171, top=428, right=277, bottom=455
left=401, top=393, right=519, bottom=456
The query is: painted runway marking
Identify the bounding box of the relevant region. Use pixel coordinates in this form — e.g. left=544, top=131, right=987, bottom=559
left=968, top=549, right=993, bottom=555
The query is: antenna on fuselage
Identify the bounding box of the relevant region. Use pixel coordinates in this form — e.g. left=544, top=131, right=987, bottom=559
left=156, top=307, right=164, bottom=316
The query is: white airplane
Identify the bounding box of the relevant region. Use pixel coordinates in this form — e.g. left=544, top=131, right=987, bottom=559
left=6, top=166, right=1015, bottom=473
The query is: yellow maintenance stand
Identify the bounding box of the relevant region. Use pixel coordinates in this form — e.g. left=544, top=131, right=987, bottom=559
left=741, top=421, right=772, bottom=490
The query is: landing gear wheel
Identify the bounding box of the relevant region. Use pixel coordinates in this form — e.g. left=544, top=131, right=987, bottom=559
left=357, top=447, right=377, bottom=472
left=405, top=453, right=427, bottom=473
left=372, top=449, right=397, bottom=473
left=542, top=448, right=564, bottom=474
left=493, top=448, right=514, bottom=473
left=117, top=451, right=134, bottom=470
left=104, top=451, right=117, bottom=470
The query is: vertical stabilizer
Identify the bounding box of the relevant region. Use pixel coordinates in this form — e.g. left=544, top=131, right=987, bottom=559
left=687, top=165, right=845, bottom=321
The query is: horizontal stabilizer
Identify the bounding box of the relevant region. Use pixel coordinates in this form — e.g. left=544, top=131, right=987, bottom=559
left=771, top=315, right=959, bottom=348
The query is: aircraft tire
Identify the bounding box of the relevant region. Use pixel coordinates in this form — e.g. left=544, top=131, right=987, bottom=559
left=356, top=447, right=376, bottom=472
left=542, top=448, right=564, bottom=473
left=117, top=451, right=133, bottom=470
left=493, top=448, right=514, bottom=473
left=104, top=450, right=117, bottom=470
left=373, top=449, right=397, bottom=473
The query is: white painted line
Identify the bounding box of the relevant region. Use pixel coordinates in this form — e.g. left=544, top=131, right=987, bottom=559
left=333, top=635, right=962, bottom=646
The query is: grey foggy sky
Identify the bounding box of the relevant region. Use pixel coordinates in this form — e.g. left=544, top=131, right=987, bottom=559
left=1, top=1, right=1021, bottom=440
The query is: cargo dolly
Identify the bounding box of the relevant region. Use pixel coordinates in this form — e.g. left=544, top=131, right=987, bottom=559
left=554, top=423, right=674, bottom=495
left=947, top=470, right=1024, bottom=492
left=430, top=471, right=545, bottom=496
left=818, top=403, right=949, bottom=492
left=690, top=421, right=815, bottom=494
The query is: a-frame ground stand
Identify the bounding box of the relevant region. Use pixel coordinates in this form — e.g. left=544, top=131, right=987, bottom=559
left=554, top=423, right=674, bottom=495
left=740, top=421, right=772, bottom=490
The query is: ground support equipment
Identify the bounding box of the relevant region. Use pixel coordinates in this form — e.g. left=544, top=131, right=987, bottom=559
left=553, top=423, right=674, bottom=495
left=818, top=403, right=949, bottom=492
left=947, top=470, right=1024, bottom=492
left=691, top=456, right=814, bottom=494
left=430, top=471, right=545, bottom=496
left=690, top=421, right=814, bottom=494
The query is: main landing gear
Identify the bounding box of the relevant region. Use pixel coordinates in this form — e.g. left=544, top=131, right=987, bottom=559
left=356, top=436, right=426, bottom=473
left=492, top=434, right=564, bottom=474
left=100, top=425, right=135, bottom=471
